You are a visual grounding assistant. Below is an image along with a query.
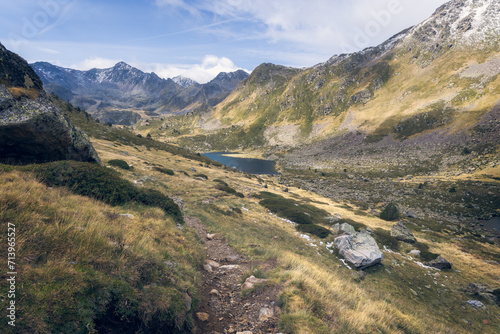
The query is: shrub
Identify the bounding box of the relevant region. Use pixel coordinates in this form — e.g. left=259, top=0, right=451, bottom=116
left=108, top=159, right=133, bottom=170
left=153, top=167, right=175, bottom=175
left=29, top=161, right=183, bottom=223
left=216, top=184, right=245, bottom=198
left=213, top=179, right=228, bottom=186
left=374, top=228, right=399, bottom=251
left=256, top=192, right=329, bottom=225
left=193, top=173, right=208, bottom=180
left=380, top=202, right=400, bottom=221
left=296, top=224, right=331, bottom=238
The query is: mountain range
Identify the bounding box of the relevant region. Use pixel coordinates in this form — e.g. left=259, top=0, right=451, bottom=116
left=31, top=61, right=249, bottom=125
left=146, top=0, right=499, bottom=172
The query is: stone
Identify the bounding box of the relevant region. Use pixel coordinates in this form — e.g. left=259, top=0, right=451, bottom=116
left=219, top=265, right=240, bottom=270
left=210, top=289, right=220, bottom=296
left=425, top=256, right=452, bottom=270
left=332, top=222, right=356, bottom=235
left=119, top=214, right=134, bottom=219
left=184, top=293, right=192, bottom=312
left=207, top=233, right=216, bottom=240
left=0, top=43, right=100, bottom=165
left=465, top=283, right=496, bottom=304
left=203, top=264, right=212, bottom=272
left=409, top=249, right=421, bottom=257
left=391, top=221, right=416, bottom=243
left=467, top=300, right=486, bottom=309
left=258, top=307, right=274, bottom=321
left=334, top=230, right=383, bottom=269
left=242, top=275, right=269, bottom=291
left=405, top=211, right=419, bottom=219
left=196, top=312, right=210, bottom=321
left=172, top=197, right=185, bottom=210
left=236, top=331, right=253, bottom=334
left=207, top=260, right=221, bottom=268
left=225, top=255, right=239, bottom=262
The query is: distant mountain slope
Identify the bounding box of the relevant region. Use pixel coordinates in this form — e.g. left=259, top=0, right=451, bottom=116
left=157, top=0, right=499, bottom=170
left=31, top=62, right=249, bottom=125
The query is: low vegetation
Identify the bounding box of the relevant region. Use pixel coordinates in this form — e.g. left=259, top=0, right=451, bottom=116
left=107, top=158, right=133, bottom=170
left=27, top=161, right=184, bottom=224
left=0, top=170, right=204, bottom=333
left=153, top=166, right=175, bottom=175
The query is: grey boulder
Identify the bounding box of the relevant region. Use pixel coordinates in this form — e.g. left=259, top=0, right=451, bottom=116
left=0, top=84, right=100, bottom=164
left=334, top=230, right=383, bottom=269
left=391, top=221, right=416, bottom=243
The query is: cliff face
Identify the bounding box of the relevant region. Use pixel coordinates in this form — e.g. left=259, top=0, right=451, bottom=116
left=0, top=42, right=101, bottom=165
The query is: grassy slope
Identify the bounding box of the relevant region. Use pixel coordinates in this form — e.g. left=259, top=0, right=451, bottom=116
left=1, top=102, right=498, bottom=333
left=144, top=46, right=499, bottom=154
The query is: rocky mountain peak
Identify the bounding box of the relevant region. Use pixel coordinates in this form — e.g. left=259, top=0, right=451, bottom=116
left=405, top=0, right=500, bottom=48
left=0, top=42, right=43, bottom=92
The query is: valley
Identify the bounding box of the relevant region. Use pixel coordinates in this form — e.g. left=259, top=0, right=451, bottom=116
left=1, top=0, right=499, bottom=333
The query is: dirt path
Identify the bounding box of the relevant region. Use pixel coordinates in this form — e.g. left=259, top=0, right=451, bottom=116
left=185, top=216, right=281, bottom=334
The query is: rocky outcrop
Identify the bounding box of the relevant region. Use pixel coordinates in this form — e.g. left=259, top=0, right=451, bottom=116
left=332, top=222, right=356, bottom=235
left=0, top=42, right=100, bottom=165
left=425, top=256, right=452, bottom=270
left=391, top=221, right=417, bottom=243
left=334, top=230, right=383, bottom=269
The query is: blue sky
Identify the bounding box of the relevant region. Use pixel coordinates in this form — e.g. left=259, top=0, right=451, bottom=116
left=1, top=0, right=448, bottom=83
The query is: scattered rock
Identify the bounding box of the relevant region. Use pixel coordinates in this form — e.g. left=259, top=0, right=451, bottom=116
left=210, top=289, right=220, bottom=297
left=119, top=213, right=134, bottom=219
left=184, top=293, right=192, bottom=312
left=225, top=255, right=239, bottom=262
left=391, top=221, right=416, bottom=243
left=258, top=307, right=274, bottom=321
left=467, top=300, right=486, bottom=309
left=465, top=283, right=497, bottom=304
left=164, top=261, right=178, bottom=268
left=172, top=197, right=185, bottom=210
left=425, top=256, right=452, bottom=270
left=219, top=265, right=240, bottom=270
left=334, top=230, right=384, bottom=269
left=409, top=249, right=421, bottom=257
left=207, top=233, right=216, bottom=240
left=324, top=214, right=342, bottom=223
left=203, top=264, right=213, bottom=272
left=242, top=275, right=269, bottom=291
left=332, top=222, right=356, bottom=235
left=405, top=211, right=419, bottom=219
left=190, top=167, right=197, bottom=172
left=236, top=331, right=253, bottom=334
left=196, top=312, right=210, bottom=321
left=207, top=260, right=221, bottom=268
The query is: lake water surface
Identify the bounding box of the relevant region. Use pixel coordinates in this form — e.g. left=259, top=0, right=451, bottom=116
left=203, top=152, right=278, bottom=175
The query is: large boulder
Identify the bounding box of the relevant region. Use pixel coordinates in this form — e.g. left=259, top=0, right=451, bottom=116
left=391, top=221, right=416, bottom=243
left=334, top=230, right=384, bottom=269
left=332, top=222, right=356, bottom=235
left=0, top=42, right=100, bottom=165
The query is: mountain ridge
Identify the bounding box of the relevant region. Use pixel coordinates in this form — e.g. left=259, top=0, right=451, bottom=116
left=30, top=61, right=249, bottom=125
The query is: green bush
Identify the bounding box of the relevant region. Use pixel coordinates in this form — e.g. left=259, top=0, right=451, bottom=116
left=256, top=192, right=329, bottom=225
left=213, top=179, right=228, bottom=186
left=108, top=159, right=133, bottom=170
left=216, top=184, right=245, bottom=198
left=193, top=173, right=208, bottom=180
left=380, top=202, right=400, bottom=221
left=296, top=224, right=331, bottom=238
left=29, top=161, right=183, bottom=224
left=153, top=167, right=175, bottom=175
left=374, top=228, right=399, bottom=251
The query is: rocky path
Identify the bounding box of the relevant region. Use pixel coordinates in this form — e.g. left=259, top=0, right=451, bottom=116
left=185, top=217, right=281, bottom=334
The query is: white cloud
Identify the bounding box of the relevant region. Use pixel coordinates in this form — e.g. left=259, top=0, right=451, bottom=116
left=71, top=55, right=246, bottom=84
left=145, top=55, right=247, bottom=83
left=72, top=57, right=121, bottom=70
left=156, top=0, right=448, bottom=56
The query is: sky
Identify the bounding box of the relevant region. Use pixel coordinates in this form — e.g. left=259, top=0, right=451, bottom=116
left=0, top=0, right=449, bottom=83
